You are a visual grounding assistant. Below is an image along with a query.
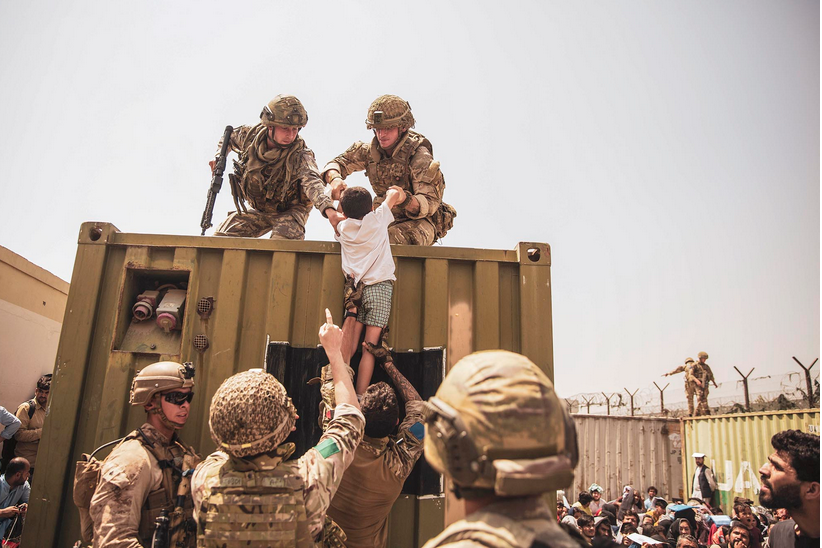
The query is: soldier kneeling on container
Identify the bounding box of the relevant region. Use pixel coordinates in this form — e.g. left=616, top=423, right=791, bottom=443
left=191, top=309, right=364, bottom=547
left=421, top=350, right=584, bottom=548
left=87, top=361, right=199, bottom=547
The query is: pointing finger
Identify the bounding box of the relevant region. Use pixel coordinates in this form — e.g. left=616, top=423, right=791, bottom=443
left=325, top=308, right=333, bottom=325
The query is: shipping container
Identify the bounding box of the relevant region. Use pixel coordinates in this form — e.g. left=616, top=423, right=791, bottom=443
left=26, top=222, right=555, bottom=548
left=681, top=409, right=820, bottom=513
left=565, top=414, right=683, bottom=505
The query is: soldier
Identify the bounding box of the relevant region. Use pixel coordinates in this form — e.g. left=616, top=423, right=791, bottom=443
left=191, top=309, right=364, bottom=546
left=326, top=344, right=426, bottom=547
left=321, top=94, right=456, bottom=245
left=88, top=361, right=198, bottom=547
left=421, top=350, right=582, bottom=548
left=209, top=95, right=342, bottom=239
left=693, top=351, right=718, bottom=416
left=663, top=357, right=698, bottom=416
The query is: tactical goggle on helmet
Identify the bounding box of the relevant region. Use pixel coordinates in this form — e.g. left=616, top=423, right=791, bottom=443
left=422, top=394, right=580, bottom=498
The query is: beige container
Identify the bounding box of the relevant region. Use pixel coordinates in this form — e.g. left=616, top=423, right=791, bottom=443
left=566, top=414, right=683, bottom=504
left=681, top=409, right=820, bottom=513
left=26, top=222, right=555, bottom=548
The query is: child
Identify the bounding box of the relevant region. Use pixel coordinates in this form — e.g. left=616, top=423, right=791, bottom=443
left=336, top=185, right=406, bottom=394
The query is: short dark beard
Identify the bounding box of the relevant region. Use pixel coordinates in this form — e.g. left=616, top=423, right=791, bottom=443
left=759, top=479, right=803, bottom=509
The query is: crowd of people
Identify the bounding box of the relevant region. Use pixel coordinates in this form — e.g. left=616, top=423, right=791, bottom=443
left=555, top=431, right=820, bottom=548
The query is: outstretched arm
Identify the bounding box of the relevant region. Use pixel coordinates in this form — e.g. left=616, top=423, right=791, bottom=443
left=380, top=358, right=421, bottom=403
left=319, top=309, right=360, bottom=410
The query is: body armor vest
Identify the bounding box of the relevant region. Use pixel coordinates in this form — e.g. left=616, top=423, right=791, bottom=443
left=198, top=452, right=312, bottom=547
left=364, top=130, right=432, bottom=217
left=133, top=427, right=196, bottom=547
left=231, top=124, right=309, bottom=213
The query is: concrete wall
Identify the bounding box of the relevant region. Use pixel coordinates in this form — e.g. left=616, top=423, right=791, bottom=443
left=0, top=245, right=69, bottom=415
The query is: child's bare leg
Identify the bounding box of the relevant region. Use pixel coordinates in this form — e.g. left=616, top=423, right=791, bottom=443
left=356, top=325, right=383, bottom=394
left=342, top=319, right=364, bottom=365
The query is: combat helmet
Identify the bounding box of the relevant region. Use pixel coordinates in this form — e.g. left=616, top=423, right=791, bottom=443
left=365, top=95, right=415, bottom=130
left=130, top=361, right=194, bottom=406
left=209, top=369, right=297, bottom=458
left=698, top=352, right=709, bottom=360
left=260, top=95, right=308, bottom=128
left=423, top=350, right=578, bottom=499
left=685, top=357, right=695, bottom=364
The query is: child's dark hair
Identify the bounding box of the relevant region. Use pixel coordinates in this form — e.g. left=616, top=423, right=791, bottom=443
left=361, top=382, right=399, bottom=438
left=341, top=187, right=373, bottom=220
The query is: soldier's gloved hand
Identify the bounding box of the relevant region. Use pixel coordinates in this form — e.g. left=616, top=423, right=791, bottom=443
left=209, top=159, right=216, bottom=173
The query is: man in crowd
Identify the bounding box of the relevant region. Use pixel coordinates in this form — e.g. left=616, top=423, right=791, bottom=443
left=89, top=362, right=198, bottom=547
left=733, top=502, right=763, bottom=548
left=0, top=407, right=20, bottom=466
left=622, top=509, right=640, bottom=530
left=573, top=491, right=594, bottom=517
left=589, top=483, right=605, bottom=514
left=678, top=533, right=700, bottom=548
left=758, top=429, right=819, bottom=548
left=646, top=497, right=668, bottom=525
left=327, top=346, right=425, bottom=548
left=577, top=514, right=595, bottom=544
left=421, top=350, right=580, bottom=548
left=691, top=451, right=717, bottom=505
left=322, top=94, right=456, bottom=245
left=644, top=486, right=658, bottom=510
left=209, top=95, right=341, bottom=239
left=14, top=374, right=50, bottom=479
left=192, top=309, right=364, bottom=546
left=0, top=457, right=30, bottom=539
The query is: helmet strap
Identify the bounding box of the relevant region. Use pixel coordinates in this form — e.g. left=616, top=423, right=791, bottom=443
left=149, top=395, right=185, bottom=430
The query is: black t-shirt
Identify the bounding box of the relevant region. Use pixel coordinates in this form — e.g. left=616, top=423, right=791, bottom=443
left=769, top=520, right=820, bottom=548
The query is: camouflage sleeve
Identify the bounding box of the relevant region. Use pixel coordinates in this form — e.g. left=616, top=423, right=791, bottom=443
left=298, top=149, right=334, bottom=214
left=89, top=441, right=161, bottom=548
left=215, top=125, right=253, bottom=159
left=406, top=145, right=444, bottom=219
left=392, top=400, right=426, bottom=479
left=704, top=365, right=716, bottom=383
left=666, top=365, right=686, bottom=376
left=320, top=141, right=370, bottom=181
left=299, top=402, right=365, bottom=541
left=191, top=451, right=228, bottom=524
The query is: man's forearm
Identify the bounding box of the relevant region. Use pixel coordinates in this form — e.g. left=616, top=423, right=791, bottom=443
left=381, top=360, right=420, bottom=402
left=329, top=350, right=360, bottom=409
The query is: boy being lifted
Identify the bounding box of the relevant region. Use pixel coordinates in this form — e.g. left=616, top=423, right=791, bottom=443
left=336, top=185, right=406, bottom=394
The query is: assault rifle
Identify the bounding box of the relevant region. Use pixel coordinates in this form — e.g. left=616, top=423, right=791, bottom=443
left=200, top=125, right=234, bottom=235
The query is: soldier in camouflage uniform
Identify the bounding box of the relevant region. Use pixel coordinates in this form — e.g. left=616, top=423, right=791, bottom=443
left=88, top=361, right=199, bottom=548
left=693, top=351, right=718, bottom=416
left=191, top=309, right=364, bottom=547
left=209, top=95, right=342, bottom=239
left=422, top=350, right=584, bottom=548
left=663, top=357, right=698, bottom=416
left=321, top=95, right=456, bottom=245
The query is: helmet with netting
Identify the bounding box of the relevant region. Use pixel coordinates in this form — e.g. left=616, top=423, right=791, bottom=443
left=365, top=95, right=415, bottom=130
left=260, top=95, right=308, bottom=128
left=698, top=352, right=709, bottom=359
left=423, top=350, right=578, bottom=498
left=209, top=370, right=297, bottom=458
left=130, top=361, right=195, bottom=406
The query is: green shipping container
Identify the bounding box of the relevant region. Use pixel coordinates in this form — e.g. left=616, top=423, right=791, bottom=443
left=26, top=222, right=555, bottom=547
left=681, top=409, right=820, bottom=513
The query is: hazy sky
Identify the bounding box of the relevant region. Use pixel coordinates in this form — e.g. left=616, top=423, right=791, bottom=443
left=1, top=1, right=818, bottom=397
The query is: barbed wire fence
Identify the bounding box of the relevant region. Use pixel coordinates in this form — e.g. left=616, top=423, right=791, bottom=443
left=564, top=357, right=819, bottom=417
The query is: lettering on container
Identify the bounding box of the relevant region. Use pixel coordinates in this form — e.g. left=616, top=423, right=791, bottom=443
left=714, top=459, right=761, bottom=494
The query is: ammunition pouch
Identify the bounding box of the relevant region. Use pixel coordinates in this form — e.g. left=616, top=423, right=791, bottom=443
left=431, top=202, right=457, bottom=240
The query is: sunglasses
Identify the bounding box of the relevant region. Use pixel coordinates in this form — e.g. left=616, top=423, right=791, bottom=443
left=163, top=391, right=194, bottom=405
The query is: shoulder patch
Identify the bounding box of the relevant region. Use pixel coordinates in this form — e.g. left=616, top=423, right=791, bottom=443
left=315, top=438, right=340, bottom=459
left=409, top=422, right=425, bottom=441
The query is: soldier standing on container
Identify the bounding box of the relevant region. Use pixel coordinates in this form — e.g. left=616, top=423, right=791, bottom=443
left=321, top=95, right=456, bottom=245
left=663, top=357, right=698, bottom=416
left=191, top=309, right=364, bottom=546
left=693, top=352, right=718, bottom=416
left=421, top=350, right=581, bottom=548
left=209, top=95, right=342, bottom=239
left=88, top=361, right=199, bottom=547
left=690, top=452, right=717, bottom=507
